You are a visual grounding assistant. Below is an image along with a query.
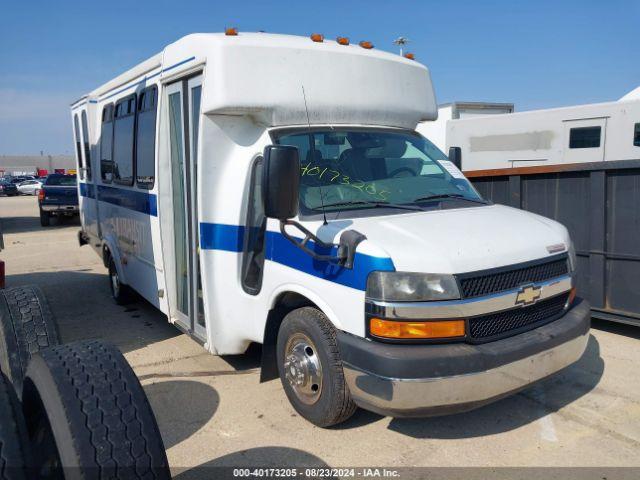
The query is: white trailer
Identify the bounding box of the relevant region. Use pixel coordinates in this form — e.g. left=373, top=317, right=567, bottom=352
left=70, top=31, right=589, bottom=426
left=442, top=88, right=640, bottom=326
left=446, top=90, right=640, bottom=173
left=418, top=101, right=514, bottom=151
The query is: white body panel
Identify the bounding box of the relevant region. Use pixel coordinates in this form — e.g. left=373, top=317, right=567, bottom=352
left=70, top=32, right=572, bottom=356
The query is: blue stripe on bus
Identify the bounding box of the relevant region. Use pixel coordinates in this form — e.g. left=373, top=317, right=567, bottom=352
left=79, top=183, right=96, bottom=198
left=199, top=222, right=395, bottom=290
left=79, top=185, right=158, bottom=216
left=199, top=223, right=245, bottom=252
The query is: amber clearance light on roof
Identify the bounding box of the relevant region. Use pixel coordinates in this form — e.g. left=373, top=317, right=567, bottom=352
left=310, top=33, right=324, bottom=43
left=225, top=27, right=238, bottom=36
left=359, top=41, right=374, bottom=49
left=336, top=36, right=350, bottom=45
left=370, top=318, right=465, bottom=340
left=403, top=52, right=415, bottom=60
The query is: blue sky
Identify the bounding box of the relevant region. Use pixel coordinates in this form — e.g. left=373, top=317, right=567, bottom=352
left=0, top=0, right=638, bottom=155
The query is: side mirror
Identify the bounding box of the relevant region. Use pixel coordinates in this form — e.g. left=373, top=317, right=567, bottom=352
left=263, top=145, right=300, bottom=220
left=448, top=146, right=462, bottom=169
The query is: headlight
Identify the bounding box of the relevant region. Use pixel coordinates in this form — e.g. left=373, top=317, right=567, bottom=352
left=568, top=240, right=577, bottom=273
left=366, top=271, right=460, bottom=302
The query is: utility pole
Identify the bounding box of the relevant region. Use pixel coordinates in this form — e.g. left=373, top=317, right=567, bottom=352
left=393, top=36, right=410, bottom=56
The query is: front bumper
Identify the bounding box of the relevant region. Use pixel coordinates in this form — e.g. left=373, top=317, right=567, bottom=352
left=338, top=298, right=590, bottom=417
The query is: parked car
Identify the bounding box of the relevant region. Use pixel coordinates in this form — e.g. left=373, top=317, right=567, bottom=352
left=37, top=174, right=78, bottom=226
left=16, top=179, right=43, bottom=195
left=9, top=175, right=36, bottom=184
left=0, top=180, right=18, bottom=196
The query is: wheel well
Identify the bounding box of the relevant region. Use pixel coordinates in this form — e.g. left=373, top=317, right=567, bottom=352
left=260, top=292, right=318, bottom=383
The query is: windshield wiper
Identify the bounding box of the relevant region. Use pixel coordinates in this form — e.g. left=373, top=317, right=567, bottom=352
left=311, top=200, right=423, bottom=211
left=413, top=193, right=488, bottom=205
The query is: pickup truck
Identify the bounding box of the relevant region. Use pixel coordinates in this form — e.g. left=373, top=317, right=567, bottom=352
left=37, top=174, right=79, bottom=226
left=0, top=179, right=18, bottom=196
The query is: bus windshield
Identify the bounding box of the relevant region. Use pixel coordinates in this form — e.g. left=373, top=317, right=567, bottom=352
left=274, top=129, right=483, bottom=214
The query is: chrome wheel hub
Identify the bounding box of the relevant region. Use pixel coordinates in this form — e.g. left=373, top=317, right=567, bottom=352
left=284, top=334, right=323, bottom=405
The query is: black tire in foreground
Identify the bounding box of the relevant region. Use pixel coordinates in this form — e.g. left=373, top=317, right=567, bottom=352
left=0, top=285, right=60, bottom=398
left=22, top=340, right=170, bottom=479
left=277, top=307, right=357, bottom=427
left=0, top=371, right=32, bottom=480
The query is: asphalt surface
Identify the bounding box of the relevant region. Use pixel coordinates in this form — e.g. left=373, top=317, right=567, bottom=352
left=1, top=195, right=639, bottom=477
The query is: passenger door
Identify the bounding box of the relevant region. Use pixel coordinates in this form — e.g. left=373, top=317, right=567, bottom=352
left=77, top=108, right=100, bottom=239
left=164, top=75, right=205, bottom=340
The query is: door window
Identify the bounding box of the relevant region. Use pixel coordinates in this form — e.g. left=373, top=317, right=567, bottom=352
left=81, top=110, right=92, bottom=180
left=242, top=156, right=266, bottom=294
left=73, top=114, right=84, bottom=179
left=168, top=91, right=189, bottom=316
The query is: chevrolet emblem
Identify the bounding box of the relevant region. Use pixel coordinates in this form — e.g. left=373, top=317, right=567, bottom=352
left=515, top=284, right=542, bottom=306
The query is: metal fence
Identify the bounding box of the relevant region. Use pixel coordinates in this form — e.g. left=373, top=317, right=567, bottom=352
left=470, top=159, right=640, bottom=326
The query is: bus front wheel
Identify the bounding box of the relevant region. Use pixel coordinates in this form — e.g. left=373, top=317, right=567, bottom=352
left=276, top=307, right=357, bottom=427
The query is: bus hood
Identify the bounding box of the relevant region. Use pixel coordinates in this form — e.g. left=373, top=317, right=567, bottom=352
left=321, top=204, right=570, bottom=274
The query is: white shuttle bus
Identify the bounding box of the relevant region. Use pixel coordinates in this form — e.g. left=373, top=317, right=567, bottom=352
left=70, top=32, right=589, bottom=426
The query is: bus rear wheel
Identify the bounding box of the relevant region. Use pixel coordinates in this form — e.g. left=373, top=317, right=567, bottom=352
left=108, top=258, right=133, bottom=305
left=276, top=307, right=357, bottom=427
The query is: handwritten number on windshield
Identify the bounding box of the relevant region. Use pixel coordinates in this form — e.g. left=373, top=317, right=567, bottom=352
left=300, top=163, right=390, bottom=201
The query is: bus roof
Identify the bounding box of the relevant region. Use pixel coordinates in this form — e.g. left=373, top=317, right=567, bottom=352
left=77, top=32, right=437, bottom=129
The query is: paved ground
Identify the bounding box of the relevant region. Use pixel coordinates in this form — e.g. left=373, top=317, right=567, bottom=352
left=1, top=195, right=639, bottom=476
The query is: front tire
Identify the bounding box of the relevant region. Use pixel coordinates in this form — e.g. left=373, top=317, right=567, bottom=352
left=277, top=307, right=357, bottom=427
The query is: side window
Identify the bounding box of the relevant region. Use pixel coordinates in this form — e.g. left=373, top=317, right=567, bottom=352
left=100, top=104, right=114, bottom=183
left=81, top=110, right=92, bottom=181
left=569, top=126, right=601, bottom=149
left=73, top=114, right=84, bottom=179
left=241, top=156, right=266, bottom=295
left=634, top=123, right=640, bottom=147
left=136, top=86, right=157, bottom=189
left=112, top=95, right=136, bottom=185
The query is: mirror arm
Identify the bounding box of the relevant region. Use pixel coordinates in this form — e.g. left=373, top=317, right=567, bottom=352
left=280, top=220, right=344, bottom=264
left=279, top=220, right=367, bottom=270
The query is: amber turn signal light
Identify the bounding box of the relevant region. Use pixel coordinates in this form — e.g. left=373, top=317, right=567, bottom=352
left=336, top=36, right=349, bottom=45
left=310, top=33, right=324, bottom=43
left=370, top=318, right=465, bottom=340
left=359, top=40, right=374, bottom=49
left=568, top=287, right=577, bottom=306
left=225, top=27, right=238, bottom=36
